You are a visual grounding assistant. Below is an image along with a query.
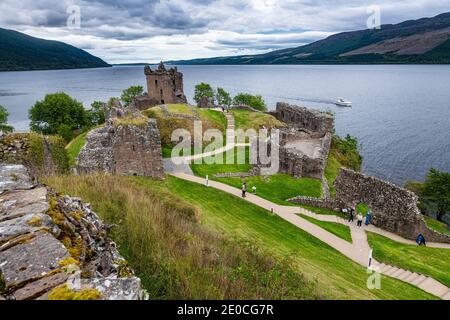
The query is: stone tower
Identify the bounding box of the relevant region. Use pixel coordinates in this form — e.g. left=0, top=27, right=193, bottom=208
left=144, top=62, right=187, bottom=105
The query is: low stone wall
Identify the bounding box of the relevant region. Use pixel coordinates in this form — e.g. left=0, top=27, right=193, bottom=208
left=0, top=165, right=147, bottom=300
left=0, top=133, right=69, bottom=179
left=278, top=133, right=332, bottom=180
left=229, top=105, right=261, bottom=112
left=213, top=167, right=260, bottom=179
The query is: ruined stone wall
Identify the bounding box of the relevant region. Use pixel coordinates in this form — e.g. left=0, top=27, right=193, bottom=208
left=278, top=132, right=332, bottom=180
left=144, top=63, right=187, bottom=107
left=77, top=118, right=164, bottom=179
left=334, top=169, right=450, bottom=243
left=0, top=133, right=68, bottom=179
left=273, top=102, right=334, bottom=138
left=0, top=165, right=146, bottom=300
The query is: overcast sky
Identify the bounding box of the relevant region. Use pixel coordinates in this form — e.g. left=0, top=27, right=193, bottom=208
left=0, top=0, right=448, bottom=63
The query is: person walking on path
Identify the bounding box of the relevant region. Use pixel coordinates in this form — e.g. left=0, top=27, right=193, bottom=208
left=365, top=210, right=372, bottom=226
left=242, top=182, right=247, bottom=198
left=416, top=234, right=427, bottom=246
left=357, top=212, right=363, bottom=227
left=348, top=208, right=354, bottom=223
left=205, top=175, right=209, bottom=187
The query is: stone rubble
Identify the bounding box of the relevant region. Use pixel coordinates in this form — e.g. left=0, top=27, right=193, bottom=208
left=0, top=164, right=147, bottom=300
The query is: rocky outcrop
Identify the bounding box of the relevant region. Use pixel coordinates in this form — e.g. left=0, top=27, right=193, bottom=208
left=77, top=110, right=164, bottom=179
left=0, top=164, right=147, bottom=300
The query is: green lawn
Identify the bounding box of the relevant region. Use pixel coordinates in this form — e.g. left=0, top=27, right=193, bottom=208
left=367, top=232, right=450, bottom=288
left=66, top=131, right=88, bottom=167
left=299, top=204, right=347, bottom=219
left=148, top=176, right=436, bottom=300
left=166, top=103, right=194, bottom=116
left=298, top=214, right=352, bottom=243
left=423, top=216, right=450, bottom=236
left=231, top=109, right=284, bottom=131
left=191, top=146, right=252, bottom=177
left=215, top=174, right=323, bottom=205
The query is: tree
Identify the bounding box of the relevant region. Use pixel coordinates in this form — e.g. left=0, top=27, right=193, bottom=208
left=194, top=83, right=215, bottom=104
left=29, top=93, right=86, bottom=141
left=421, top=168, right=450, bottom=222
left=216, top=87, right=232, bottom=106
left=121, top=86, right=144, bottom=107
left=233, top=93, right=267, bottom=112
left=86, top=101, right=106, bottom=126
left=0, top=105, right=14, bottom=133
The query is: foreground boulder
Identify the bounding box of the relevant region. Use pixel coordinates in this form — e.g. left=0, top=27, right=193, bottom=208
left=0, top=164, right=147, bottom=300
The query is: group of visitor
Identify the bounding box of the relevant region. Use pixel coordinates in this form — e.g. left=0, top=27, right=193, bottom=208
left=343, top=207, right=427, bottom=246
left=344, top=207, right=372, bottom=228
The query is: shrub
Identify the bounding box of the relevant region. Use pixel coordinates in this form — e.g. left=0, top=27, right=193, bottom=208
left=216, top=87, right=232, bottom=106
left=121, top=86, right=144, bottom=107
left=0, top=105, right=14, bottom=133
left=194, top=83, right=215, bottom=104
left=233, top=93, right=267, bottom=112
left=86, top=101, right=106, bottom=126
left=28, top=93, right=87, bottom=141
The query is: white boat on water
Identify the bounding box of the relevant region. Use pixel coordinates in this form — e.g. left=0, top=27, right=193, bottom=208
left=335, top=97, right=352, bottom=107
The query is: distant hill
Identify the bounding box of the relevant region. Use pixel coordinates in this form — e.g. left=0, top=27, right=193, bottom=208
left=0, top=28, right=111, bottom=71
left=171, top=12, right=450, bottom=65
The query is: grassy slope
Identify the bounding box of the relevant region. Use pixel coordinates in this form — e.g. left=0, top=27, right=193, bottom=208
left=45, top=174, right=322, bottom=300
left=45, top=174, right=435, bottom=299
left=162, top=176, right=435, bottom=300
left=191, top=147, right=252, bottom=177
left=367, top=232, right=450, bottom=288
left=145, top=105, right=227, bottom=158
left=298, top=214, right=352, bottom=243
left=216, top=174, right=323, bottom=204
left=231, top=109, right=284, bottom=132
left=423, top=216, right=450, bottom=236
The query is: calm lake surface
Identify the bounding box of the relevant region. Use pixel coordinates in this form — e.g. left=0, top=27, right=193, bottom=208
left=0, top=65, right=449, bottom=186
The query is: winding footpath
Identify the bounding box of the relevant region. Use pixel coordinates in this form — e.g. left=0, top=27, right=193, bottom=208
left=166, top=110, right=450, bottom=300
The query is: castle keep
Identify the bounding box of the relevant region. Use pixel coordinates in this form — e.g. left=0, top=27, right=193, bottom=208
left=144, top=62, right=187, bottom=106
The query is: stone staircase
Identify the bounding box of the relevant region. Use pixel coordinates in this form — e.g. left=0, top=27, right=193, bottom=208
left=295, top=207, right=450, bottom=300
left=372, top=262, right=450, bottom=300
left=225, top=112, right=235, bottom=145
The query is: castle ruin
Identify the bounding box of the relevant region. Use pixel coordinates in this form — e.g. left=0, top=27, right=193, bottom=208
left=144, top=62, right=187, bottom=106
left=271, top=103, right=334, bottom=180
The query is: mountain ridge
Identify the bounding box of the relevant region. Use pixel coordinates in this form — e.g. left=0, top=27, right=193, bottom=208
left=169, top=12, right=450, bottom=65
left=0, top=28, right=111, bottom=72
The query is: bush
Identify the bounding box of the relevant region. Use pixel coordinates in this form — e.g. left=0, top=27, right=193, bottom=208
left=194, top=83, right=215, bottom=104
left=121, top=86, right=144, bottom=107
left=233, top=93, right=267, bottom=112
left=28, top=93, right=87, bottom=142
left=0, top=105, right=14, bottom=133
left=216, top=87, right=232, bottom=106
left=86, top=101, right=106, bottom=126
left=331, top=134, right=363, bottom=171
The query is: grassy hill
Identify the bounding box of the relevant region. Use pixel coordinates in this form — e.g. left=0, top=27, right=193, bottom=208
left=0, top=28, right=110, bottom=71
left=171, top=12, right=450, bottom=65
left=45, top=174, right=437, bottom=299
